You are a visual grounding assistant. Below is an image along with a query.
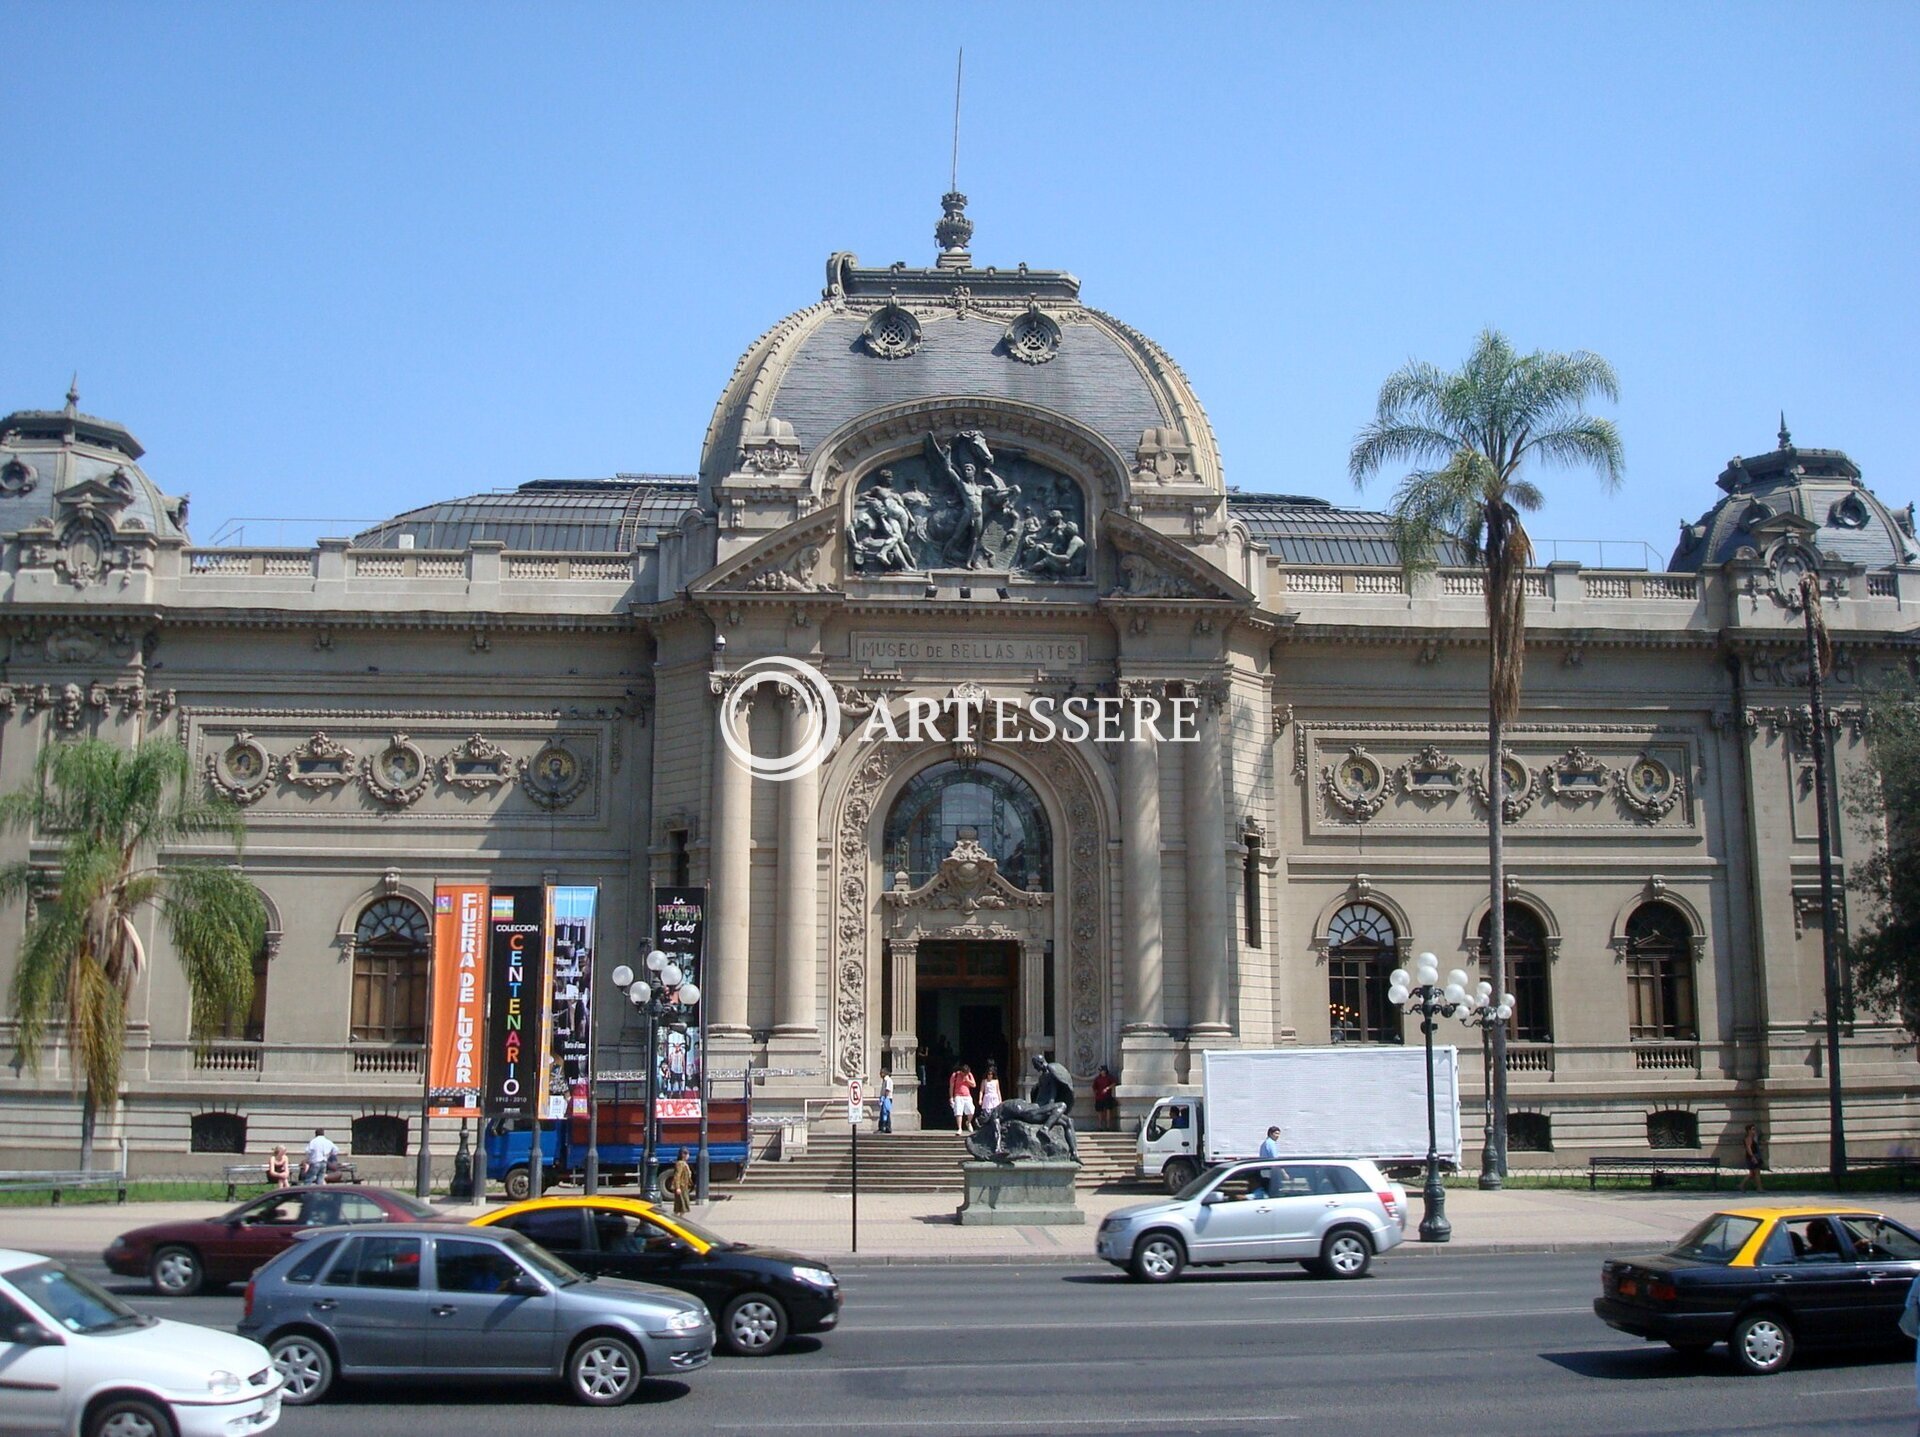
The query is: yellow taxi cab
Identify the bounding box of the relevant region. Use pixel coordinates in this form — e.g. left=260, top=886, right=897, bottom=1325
left=1594, top=1204, right=1920, bottom=1373
left=472, top=1195, right=839, bottom=1355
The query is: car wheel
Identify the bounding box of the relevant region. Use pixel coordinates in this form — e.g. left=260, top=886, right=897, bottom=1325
left=568, top=1333, right=643, bottom=1405
left=504, top=1166, right=531, bottom=1202
left=269, top=1332, right=336, bottom=1405
left=1730, top=1312, right=1794, bottom=1375
left=722, top=1292, right=789, bottom=1355
left=1163, top=1159, right=1197, bottom=1194
left=86, top=1397, right=176, bottom=1437
left=1130, top=1232, right=1186, bottom=1283
left=1315, top=1227, right=1372, bottom=1280
left=148, top=1245, right=203, bottom=1297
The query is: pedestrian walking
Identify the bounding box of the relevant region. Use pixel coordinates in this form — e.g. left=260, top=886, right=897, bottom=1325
left=978, top=1062, right=1002, bottom=1119
left=667, top=1147, right=694, bottom=1216
left=302, top=1128, right=338, bottom=1185
left=1258, top=1125, right=1284, bottom=1196
left=878, top=1072, right=895, bottom=1133
left=266, top=1145, right=291, bottom=1188
left=1092, top=1065, right=1118, bottom=1131
left=1739, top=1123, right=1765, bottom=1193
left=950, top=1064, right=977, bottom=1132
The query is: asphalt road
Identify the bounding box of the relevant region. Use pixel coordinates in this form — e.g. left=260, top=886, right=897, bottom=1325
left=76, top=1253, right=1920, bottom=1437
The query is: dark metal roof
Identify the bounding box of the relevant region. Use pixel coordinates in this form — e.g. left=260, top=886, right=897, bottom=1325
left=353, top=476, right=698, bottom=552
left=1227, top=493, right=1467, bottom=567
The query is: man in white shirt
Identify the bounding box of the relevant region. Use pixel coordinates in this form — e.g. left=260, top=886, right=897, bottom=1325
left=1258, top=1126, right=1284, bottom=1197
left=303, top=1128, right=339, bottom=1184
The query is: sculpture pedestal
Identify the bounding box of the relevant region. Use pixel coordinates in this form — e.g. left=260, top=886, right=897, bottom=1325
left=955, top=1160, right=1084, bottom=1226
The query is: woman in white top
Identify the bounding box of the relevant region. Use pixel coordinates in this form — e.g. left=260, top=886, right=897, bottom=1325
left=978, top=1061, right=1003, bottom=1117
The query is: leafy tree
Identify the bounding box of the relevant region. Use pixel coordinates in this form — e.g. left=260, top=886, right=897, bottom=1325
left=1350, top=330, right=1622, bottom=1181
left=0, top=737, right=265, bottom=1168
left=1846, top=681, right=1920, bottom=1045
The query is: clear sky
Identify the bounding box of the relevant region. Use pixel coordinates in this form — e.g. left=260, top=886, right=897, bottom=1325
left=4, top=2, right=1915, bottom=560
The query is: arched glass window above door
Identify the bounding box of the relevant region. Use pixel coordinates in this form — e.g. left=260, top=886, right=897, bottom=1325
left=884, top=760, right=1052, bottom=892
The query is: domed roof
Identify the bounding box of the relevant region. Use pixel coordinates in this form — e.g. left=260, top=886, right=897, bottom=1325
left=1669, top=420, right=1915, bottom=572
left=354, top=475, right=696, bottom=552
left=699, top=198, right=1221, bottom=499
left=0, top=387, right=188, bottom=541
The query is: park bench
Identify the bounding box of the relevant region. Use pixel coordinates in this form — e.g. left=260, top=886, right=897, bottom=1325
left=1588, top=1154, right=1722, bottom=1190
left=222, top=1163, right=271, bottom=1199
left=0, top=1168, right=128, bottom=1204
left=1844, top=1155, right=1920, bottom=1190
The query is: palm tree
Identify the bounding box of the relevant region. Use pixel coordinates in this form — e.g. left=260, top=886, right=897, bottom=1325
left=1350, top=329, right=1622, bottom=1186
left=0, top=737, right=265, bottom=1169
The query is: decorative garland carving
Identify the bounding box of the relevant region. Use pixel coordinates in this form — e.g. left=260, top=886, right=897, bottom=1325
left=205, top=731, right=276, bottom=806
left=519, top=742, right=590, bottom=809
left=440, top=733, right=514, bottom=791
left=285, top=731, right=356, bottom=789
left=362, top=732, right=430, bottom=808
left=1398, top=744, right=1464, bottom=801
left=1546, top=746, right=1611, bottom=804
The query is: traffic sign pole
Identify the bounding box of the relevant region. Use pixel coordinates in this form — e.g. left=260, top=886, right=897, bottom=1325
left=849, top=1079, right=862, bottom=1254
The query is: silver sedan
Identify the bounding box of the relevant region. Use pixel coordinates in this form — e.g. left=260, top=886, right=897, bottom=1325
left=238, top=1222, right=712, bottom=1406
left=1096, top=1158, right=1407, bottom=1282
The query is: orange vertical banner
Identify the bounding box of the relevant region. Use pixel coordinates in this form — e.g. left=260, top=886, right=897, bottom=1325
left=429, top=883, right=488, bottom=1117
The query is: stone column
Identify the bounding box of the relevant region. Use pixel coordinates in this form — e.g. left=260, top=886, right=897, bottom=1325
left=887, top=934, right=920, bottom=1127
left=1185, top=682, right=1231, bottom=1041
left=707, top=687, right=752, bottom=1040
left=771, top=692, right=819, bottom=1044
left=1018, top=935, right=1049, bottom=1074
left=1118, top=682, right=1177, bottom=1092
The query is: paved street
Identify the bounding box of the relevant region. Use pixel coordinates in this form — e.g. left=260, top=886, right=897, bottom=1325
left=65, top=1251, right=1920, bottom=1436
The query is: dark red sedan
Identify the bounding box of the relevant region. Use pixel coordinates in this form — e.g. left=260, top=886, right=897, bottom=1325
left=104, top=1185, right=436, bottom=1295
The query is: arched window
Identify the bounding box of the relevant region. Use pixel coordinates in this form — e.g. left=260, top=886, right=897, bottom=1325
left=884, top=760, right=1052, bottom=891
left=352, top=1115, right=409, bottom=1157
left=1477, top=904, right=1552, bottom=1043
left=1625, top=902, right=1697, bottom=1042
left=1326, top=903, right=1401, bottom=1044
left=350, top=897, right=430, bottom=1045
left=190, top=1112, right=248, bottom=1154
left=1648, top=1109, right=1700, bottom=1150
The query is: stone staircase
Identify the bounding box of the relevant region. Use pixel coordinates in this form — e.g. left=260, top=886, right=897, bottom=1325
left=735, top=1128, right=1153, bottom=1194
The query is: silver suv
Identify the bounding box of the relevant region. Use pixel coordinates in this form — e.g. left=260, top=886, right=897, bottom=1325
left=1096, top=1158, right=1407, bottom=1282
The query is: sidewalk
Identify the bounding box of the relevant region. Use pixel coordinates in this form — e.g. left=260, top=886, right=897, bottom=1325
left=9, top=1183, right=1920, bottom=1266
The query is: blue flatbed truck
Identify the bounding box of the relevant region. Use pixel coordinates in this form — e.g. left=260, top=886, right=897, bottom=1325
left=483, top=1099, right=751, bottom=1200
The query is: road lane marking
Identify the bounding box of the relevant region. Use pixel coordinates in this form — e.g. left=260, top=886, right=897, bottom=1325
left=687, top=1414, right=1300, bottom=1428
left=781, top=1305, right=1594, bottom=1340
left=1798, top=1384, right=1910, bottom=1397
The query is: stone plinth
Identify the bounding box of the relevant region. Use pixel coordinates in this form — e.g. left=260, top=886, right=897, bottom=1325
left=955, top=1160, right=1085, bottom=1225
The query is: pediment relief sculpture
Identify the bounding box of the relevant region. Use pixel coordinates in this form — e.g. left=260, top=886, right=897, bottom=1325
left=884, top=831, right=1051, bottom=922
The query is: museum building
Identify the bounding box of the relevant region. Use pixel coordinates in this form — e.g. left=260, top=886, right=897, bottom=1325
left=2, top=199, right=1917, bottom=1170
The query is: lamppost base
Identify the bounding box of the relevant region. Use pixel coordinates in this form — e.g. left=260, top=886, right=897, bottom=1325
left=1477, top=1171, right=1503, bottom=1191
left=1418, top=1173, right=1451, bottom=1243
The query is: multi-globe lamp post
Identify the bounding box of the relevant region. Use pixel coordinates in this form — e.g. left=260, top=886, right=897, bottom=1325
left=1386, top=952, right=1490, bottom=1244
left=609, top=948, right=700, bottom=1201
left=1454, top=976, right=1515, bottom=1189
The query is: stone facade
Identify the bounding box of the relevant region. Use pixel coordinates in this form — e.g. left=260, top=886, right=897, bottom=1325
left=2, top=221, right=1916, bottom=1173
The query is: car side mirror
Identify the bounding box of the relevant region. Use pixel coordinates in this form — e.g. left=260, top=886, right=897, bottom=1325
left=504, top=1272, right=546, bottom=1297
left=6, top=1321, right=60, bottom=1347
left=1201, top=1191, right=1225, bottom=1206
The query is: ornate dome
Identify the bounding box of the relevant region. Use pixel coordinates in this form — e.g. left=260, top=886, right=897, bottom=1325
left=698, top=198, right=1222, bottom=503
left=1669, top=420, right=1915, bottom=573
left=0, top=387, right=189, bottom=542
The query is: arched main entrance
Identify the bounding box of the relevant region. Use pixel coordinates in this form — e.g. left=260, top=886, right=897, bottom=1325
left=882, top=761, right=1053, bottom=1127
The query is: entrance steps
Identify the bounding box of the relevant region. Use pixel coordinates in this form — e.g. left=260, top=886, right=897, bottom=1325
left=735, top=1128, right=1153, bottom=1194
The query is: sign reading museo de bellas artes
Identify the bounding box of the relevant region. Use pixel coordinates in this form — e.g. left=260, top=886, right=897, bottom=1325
left=542, top=886, right=598, bottom=1121
left=652, top=885, right=706, bottom=1119
left=427, top=883, right=489, bottom=1118
left=483, top=886, right=549, bottom=1122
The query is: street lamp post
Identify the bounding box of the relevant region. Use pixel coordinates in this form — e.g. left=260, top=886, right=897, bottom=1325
left=612, top=949, right=700, bottom=1202
left=1388, top=952, right=1473, bottom=1244
left=1455, top=977, right=1515, bottom=1189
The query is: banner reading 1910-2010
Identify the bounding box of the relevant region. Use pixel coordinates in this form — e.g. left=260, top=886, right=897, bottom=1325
left=427, top=883, right=489, bottom=1117
left=483, top=886, right=547, bottom=1121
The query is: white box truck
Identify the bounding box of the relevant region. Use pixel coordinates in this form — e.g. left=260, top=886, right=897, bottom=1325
left=1136, top=1046, right=1461, bottom=1192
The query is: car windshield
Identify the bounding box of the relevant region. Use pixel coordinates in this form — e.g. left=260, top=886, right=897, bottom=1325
left=660, top=1215, right=729, bottom=1249
left=1668, top=1212, right=1762, bottom=1264
left=1176, top=1165, right=1239, bottom=1202
left=10, top=1261, right=151, bottom=1334
left=494, top=1230, right=582, bottom=1287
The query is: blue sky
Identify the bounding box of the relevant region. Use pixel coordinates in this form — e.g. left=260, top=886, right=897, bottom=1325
left=4, top=2, right=1915, bottom=559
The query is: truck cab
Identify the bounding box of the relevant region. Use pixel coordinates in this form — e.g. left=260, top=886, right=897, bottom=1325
left=1138, top=1096, right=1206, bottom=1192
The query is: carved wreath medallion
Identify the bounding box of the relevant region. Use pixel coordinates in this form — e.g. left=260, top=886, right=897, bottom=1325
left=363, top=732, right=430, bottom=807
left=1615, top=753, right=1683, bottom=821
left=1321, top=746, right=1393, bottom=821
left=206, top=732, right=277, bottom=805
left=1468, top=751, right=1539, bottom=822
left=520, top=742, right=589, bottom=809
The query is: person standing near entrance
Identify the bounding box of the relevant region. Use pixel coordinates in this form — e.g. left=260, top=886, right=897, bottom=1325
left=949, top=1064, right=977, bottom=1132
left=878, top=1073, right=895, bottom=1134
left=978, top=1062, right=1002, bottom=1122
left=1092, top=1065, right=1118, bottom=1131
left=1739, top=1123, right=1765, bottom=1192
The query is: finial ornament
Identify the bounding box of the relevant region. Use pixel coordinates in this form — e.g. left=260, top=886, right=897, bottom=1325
left=66, top=374, right=79, bottom=413
left=1778, top=411, right=1793, bottom=451
left=936, top=190, right=973, bottom=269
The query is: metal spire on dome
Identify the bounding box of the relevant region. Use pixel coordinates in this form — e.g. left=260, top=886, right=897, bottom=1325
left=935, top=49, right=973, bottom=270
left=64, top=374, right=79, bottom=441
left=1778, top=412, right=1793, bottom=451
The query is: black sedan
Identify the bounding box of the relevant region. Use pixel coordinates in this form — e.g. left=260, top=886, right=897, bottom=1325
left=1594, top=1204, right=1920, bottom=1373
left=474, top=1196, right=841, bottom=1356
